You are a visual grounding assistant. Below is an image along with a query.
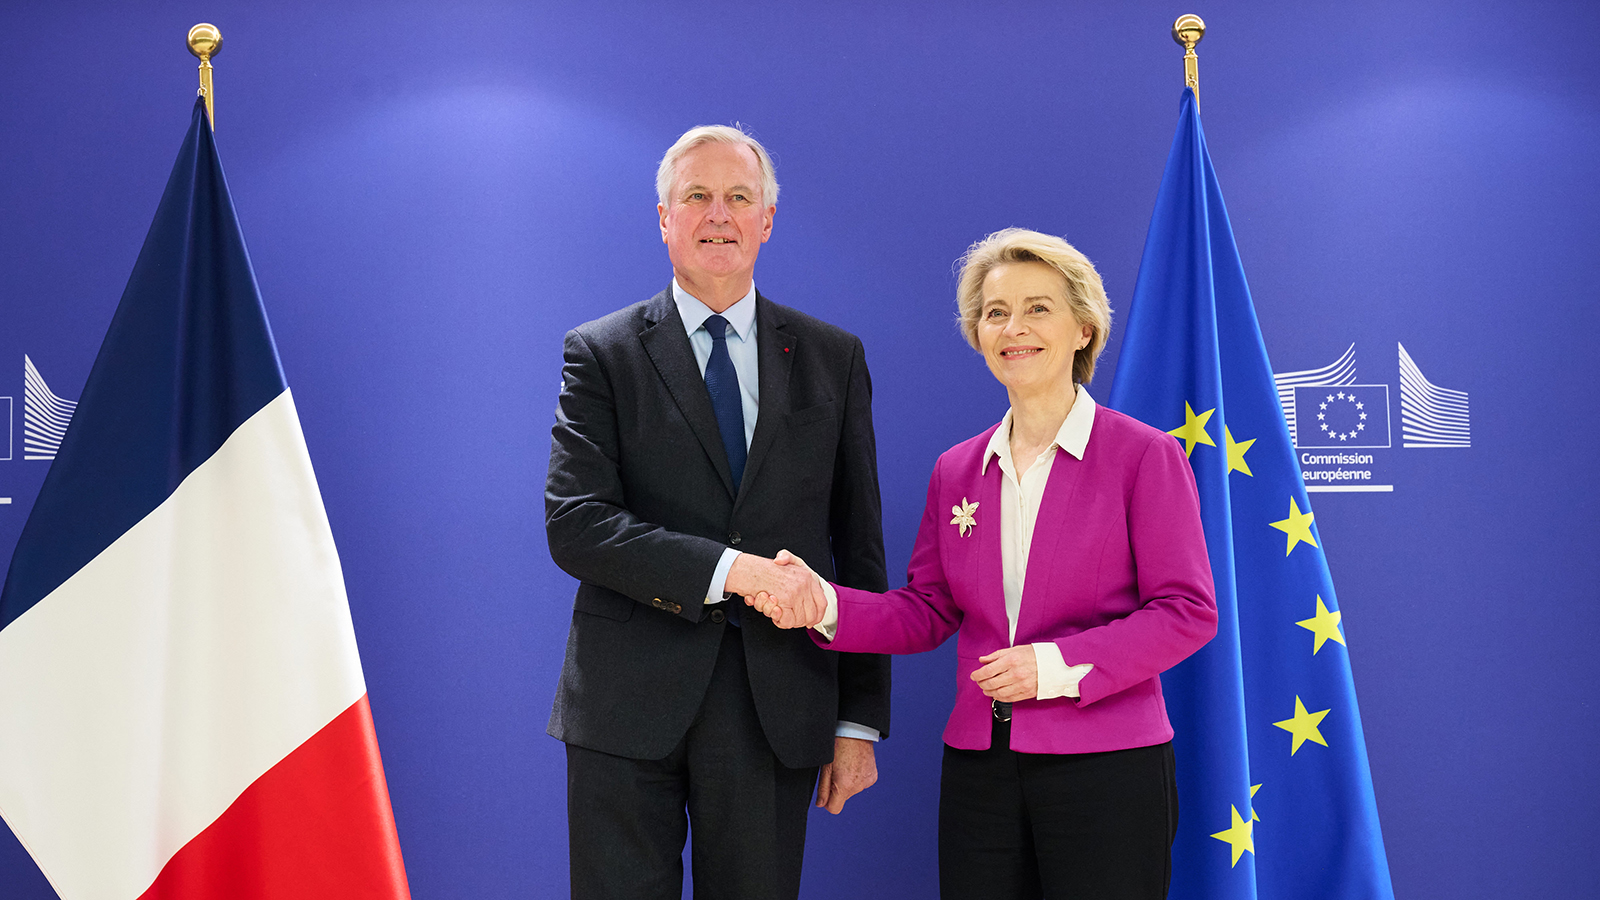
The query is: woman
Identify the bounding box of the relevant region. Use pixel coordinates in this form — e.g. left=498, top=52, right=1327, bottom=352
left=752, top=228, right=1217, bottom=899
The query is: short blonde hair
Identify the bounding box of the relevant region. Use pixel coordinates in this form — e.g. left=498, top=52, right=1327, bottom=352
left=656, top=125, right=779, bottom=208
left=955, top=228, right=1112, bottom=385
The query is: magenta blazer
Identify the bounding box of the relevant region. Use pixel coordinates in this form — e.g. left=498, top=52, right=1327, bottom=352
left=819, top=406, right=1218, bottom=754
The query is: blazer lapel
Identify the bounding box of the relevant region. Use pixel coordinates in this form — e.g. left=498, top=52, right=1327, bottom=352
left=1015, top=447, right=1086, bottom=640
left=734, top=293, right=794, bottom=513
left=976, top=442, right=1006, bottom=638
left=638, top=287, right=739, bottom=498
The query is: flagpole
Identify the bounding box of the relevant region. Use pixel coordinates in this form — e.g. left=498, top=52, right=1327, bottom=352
left=186, top=23, right=222, bottom=130
left=1171, top=14, right=1205, bottom=112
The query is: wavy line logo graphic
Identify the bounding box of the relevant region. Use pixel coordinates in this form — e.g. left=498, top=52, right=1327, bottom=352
left=24, top=354, right=78, bottom=460
left=1273, top=344, right=1357, bottom=445
left=1398, top=343, right=1470, bottom=448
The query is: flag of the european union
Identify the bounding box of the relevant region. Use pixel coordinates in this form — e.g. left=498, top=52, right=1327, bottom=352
left=1109, top=88, right=1394, bottom=900
left=1294, top=385, right=1392, bottom=449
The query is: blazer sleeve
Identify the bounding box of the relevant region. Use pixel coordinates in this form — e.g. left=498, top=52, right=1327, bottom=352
left=826, top=337, right=894, bottom=736
left=822, top=454, right=966, bottom=656
left=545, top=327, right=727, bottom=619
left=1053, top=433, right=1218, bottom=706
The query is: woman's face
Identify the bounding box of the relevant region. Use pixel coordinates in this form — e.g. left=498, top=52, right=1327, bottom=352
left=977, top=261, right=1092, bottom=400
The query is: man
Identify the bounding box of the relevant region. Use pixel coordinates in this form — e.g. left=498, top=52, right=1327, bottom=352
left=545, top=125, right=892, bottom=900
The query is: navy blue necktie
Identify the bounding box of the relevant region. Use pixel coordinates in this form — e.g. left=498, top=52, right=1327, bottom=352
left=703, top=315, right=747, bottom=492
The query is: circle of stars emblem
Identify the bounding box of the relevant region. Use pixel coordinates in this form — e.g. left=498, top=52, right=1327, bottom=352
left=1315, top=391, right=1369, bottom=443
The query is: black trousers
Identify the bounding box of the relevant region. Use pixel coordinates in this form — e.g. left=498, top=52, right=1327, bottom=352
left=565, top=628, right=819, bottom=900
left=939, top=717, right=1178, bottom=900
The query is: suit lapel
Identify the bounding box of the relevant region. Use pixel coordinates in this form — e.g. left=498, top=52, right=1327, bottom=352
left=735, top=293, right=794, bottom=513
left=638, top=287, right=739, bottom=498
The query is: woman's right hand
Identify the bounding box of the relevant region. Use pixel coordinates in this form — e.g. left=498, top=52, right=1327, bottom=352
left=973, top=645, right=1040, bottom=702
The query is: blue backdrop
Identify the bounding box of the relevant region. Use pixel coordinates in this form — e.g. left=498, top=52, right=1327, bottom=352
left=1, top=2, right=1595, bottom=898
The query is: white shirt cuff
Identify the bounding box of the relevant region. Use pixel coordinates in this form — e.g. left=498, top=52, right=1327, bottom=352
left=705, top=548, right=742, bottom=605
left=835, top=721, right=881, bottom=742
left=810, top=576, right=840, bottom=641
left=1033, top=642, right=1093, bottom=700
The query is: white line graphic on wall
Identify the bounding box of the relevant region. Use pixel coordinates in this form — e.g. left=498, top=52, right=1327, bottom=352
left=1272, top=343, right=1356, bottom=445
left=24, top=355, right=78, bottom=461
left=1398, top=343, right=1470, bottom=448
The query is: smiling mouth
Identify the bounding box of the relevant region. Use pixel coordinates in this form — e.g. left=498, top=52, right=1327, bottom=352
left=1000, top=348, right=1041, bottom=358
left=701, top=237, right=736, bottom=244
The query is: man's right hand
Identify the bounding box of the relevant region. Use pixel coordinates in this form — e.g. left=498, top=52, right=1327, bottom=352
left=727, top=551, right=826, bottom=629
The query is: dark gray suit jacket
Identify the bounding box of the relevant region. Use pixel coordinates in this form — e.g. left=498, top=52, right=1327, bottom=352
left=545, top=287, right=891, bottom=768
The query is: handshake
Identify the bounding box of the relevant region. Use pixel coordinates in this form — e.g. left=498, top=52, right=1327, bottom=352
left=725, top=550, right=830, bottom=630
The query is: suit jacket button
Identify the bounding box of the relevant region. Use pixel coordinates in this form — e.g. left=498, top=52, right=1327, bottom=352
left=710, top=609, right=726, bottom=625
left=729, top=531, right=742, bottom=545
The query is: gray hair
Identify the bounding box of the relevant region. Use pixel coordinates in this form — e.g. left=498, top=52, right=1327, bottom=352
left=955, top=228, right=1113, bottom=385
left=655, top=125, right=780, bottom=208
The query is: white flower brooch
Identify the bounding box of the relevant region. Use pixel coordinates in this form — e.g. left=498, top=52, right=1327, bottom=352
left=950, top=498, right=978, bottom=537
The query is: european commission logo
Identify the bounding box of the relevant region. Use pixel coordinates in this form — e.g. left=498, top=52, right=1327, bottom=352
left=1, top=355, right=79, bottom=506
left=1273, top=343, right=1469, bottom=493
left=1, top=355, right=79, bottom=461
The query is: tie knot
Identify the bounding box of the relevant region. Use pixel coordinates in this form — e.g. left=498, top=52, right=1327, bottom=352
left=704, top=315, right=730, bottom=342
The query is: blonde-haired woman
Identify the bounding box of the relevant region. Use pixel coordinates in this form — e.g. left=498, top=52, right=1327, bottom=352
left=756, top=228, right=1218, bottom=899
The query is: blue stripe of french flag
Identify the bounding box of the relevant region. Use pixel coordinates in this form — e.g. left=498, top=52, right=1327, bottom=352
left=0, top=99, right=410, bottom=900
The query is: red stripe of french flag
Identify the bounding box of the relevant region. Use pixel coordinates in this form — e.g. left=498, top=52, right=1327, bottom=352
left=139, top=696, right=408, bottom=900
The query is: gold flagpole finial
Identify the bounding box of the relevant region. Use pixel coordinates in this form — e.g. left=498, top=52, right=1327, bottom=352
left=187, top=23, right=223, bottom=130
left=1171, top=14, right=1205, bottom=112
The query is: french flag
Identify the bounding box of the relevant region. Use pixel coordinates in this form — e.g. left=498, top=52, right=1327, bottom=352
left=0, top=100, right=411, bottom=900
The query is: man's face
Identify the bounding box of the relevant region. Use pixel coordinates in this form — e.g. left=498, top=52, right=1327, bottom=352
left=658, top=141, right=774, bottom=300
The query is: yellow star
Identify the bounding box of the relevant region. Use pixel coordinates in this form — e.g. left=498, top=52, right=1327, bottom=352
left=1273, top=696, right=1331, bottom=755
left=1296, top=595, right=1346, bottom=654
left=1210, top=804, right=1255, bottom=866
left=1250, top=783, right=1262, bottom=822
left=1167, top=402, right=1217, bottom=457
left=1225, top=426, right=1255, bottom=476
left=1268, top=496, right=1318, bottom=556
